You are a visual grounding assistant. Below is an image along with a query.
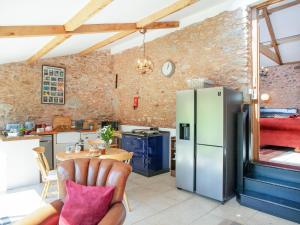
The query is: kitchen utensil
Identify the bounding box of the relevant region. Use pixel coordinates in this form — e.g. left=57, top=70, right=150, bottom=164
left=53, top=115, right=72, bottom=130
left=36, top=128, right=45, bottom=133
left=45, top=126, right=52, bottom=132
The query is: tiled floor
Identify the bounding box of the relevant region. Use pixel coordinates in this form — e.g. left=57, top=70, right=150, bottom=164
left=0, top=172, right=298, bottom=225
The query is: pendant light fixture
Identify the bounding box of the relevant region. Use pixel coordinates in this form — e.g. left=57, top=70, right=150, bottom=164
left=136, top=28, right=153, bottom=74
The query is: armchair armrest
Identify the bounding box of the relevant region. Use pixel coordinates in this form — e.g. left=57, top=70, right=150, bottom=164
left=14, top=200, right=63, bottom=225
left=98, top=203, right=126, bottom=225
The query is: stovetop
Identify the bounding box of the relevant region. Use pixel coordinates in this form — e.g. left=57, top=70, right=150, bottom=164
left=123, top=129, right=161, bottom=137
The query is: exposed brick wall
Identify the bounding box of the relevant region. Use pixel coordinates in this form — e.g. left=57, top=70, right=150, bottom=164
left=0, top=51, right=114, bottom=129
left=112, top=9, right=251, bottom=128
left=260, top=63, right=300, bottom=110
left=0, top=8, right=252, bottom=130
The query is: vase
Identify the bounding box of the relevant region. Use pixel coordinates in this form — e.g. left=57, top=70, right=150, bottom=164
left=105, top=142, right=110, bottom=150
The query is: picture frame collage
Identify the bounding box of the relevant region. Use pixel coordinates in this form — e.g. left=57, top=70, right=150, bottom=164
left=41, top=65, right=65, bottom=105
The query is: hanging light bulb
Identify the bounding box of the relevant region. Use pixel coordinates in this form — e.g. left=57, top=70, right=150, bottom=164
left=136, top=28, right=153, bottom=74
left=259, top=67, right=269, bottom=77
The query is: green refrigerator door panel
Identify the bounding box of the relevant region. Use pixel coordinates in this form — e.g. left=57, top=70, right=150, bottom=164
left=196, top=87, right=224, bottom=146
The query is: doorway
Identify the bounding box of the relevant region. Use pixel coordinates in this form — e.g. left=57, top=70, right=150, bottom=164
left=252, top=0, right=300, bottom=170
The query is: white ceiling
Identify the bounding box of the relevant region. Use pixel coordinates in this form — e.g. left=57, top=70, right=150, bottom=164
left=0, top=0, right=89, bottom=25
left=0, top=0, right=259, bottom=65
left=259, top=0, right=300, bottom=67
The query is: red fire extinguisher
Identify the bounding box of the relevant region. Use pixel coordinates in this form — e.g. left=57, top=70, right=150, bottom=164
left=133, top=96, right=139, bottom=109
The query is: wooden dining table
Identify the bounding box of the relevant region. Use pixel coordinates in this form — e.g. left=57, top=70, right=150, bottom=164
left=55, top=147, right=128, bottom=162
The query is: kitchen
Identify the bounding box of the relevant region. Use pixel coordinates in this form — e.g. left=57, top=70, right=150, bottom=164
left=0, top=116, right=174, bottom=192
left=0, top=117, right=107, bottom=191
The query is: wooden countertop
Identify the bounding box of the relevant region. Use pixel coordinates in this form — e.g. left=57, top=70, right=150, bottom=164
left=31, top=129, right=98, bottom=135
left=31, top=131, right=58, bottom=135
left=0, top=135, right=41, bottom=142
left=18, top=129, right=120, bottom=137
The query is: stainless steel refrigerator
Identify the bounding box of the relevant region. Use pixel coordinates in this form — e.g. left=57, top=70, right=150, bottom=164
left=176, top=87, right=242, bottom=202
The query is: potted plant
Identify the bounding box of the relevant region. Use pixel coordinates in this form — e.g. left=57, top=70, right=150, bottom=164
left=98, top=125, right=114, bottom=153
left=18, top=127, right=26, bottom=136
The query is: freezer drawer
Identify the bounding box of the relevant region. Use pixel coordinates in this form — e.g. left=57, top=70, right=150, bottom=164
left=196, top=145, right=224, bottom=201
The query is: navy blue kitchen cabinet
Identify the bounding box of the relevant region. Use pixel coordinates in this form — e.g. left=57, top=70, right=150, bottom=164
left=122, top=132, right=169, bottom=177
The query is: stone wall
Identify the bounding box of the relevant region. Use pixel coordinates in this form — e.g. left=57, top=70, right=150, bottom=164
left=112, top=9, right=251, bottom=128
left=0, top=51, right=114, bottom=129
left=260, top=63, right=300, bottom=110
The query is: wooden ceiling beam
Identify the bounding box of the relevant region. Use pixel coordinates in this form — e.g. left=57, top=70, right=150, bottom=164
left=260, top=44, right=280, bottom=64
left=64, top=0, right=113, bottom=31
left=262, top=7, right=282, bottom=65
left=0, top=22, right=179, bottom=38
left=80, top=0, right=198, bottom=55
left=282, top=60, right=300, bottom=65
left=136, top=0, right=197, bottom=28
left=261, top=33, right=300, bottom=47
left=259, top=0, right=300, bottom=17
left=256, top=0, right=284, bottom=9
left=80, top=30, right=136, bottom=55
left=27, top=35, right=71, bottom=64
left=27, top=0, right=113, bottom=64
left=269, top=0, right=300, bottom=13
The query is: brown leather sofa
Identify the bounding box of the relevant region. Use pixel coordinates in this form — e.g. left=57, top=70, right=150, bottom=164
left=15, top=158, right=132, bottom=225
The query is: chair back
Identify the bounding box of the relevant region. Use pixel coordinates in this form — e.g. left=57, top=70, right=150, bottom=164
left=101, top=152, right=133, bottom=164
left=33, top=146, right=50, bottom=181
left=56, top=158, right=132, bottom=205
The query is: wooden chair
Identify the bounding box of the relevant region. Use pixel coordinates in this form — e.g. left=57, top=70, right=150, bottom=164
left=100, top=151, right=134, bottom=212
left=33, top=146, right=58, bottom=199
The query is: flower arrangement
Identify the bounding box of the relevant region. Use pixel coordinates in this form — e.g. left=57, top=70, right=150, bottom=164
left=98, top=125, right=114, bottom=148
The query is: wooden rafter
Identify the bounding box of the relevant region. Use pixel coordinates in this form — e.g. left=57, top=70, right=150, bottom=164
left=0, top=22, right=179, bottom=38
left=64, top=0, right=112, bottom=31
left=27, top=35, right=71, bottom=64
left=27, top=0, right=113, bottom=64
left=256, top=0, right=284, bottom=9
left=137, top=0, right=197, bottom=28
left=260, top=44, right=281, bottom=64
left=261, top=33, right=300, bottom=47
left=259, top=0, right=300, bottom=17
left=262, top=8, right=282, bottom=65
left=80, top=0, right=198, bottom=56
left=80, top=30, right=136, bottom=55
left=283, top=60, right=300, bottom=65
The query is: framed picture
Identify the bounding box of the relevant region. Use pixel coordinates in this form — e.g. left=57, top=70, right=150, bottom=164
left=41, top=65, right=65, bottom=105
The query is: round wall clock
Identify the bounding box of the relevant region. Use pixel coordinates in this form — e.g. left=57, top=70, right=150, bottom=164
left=161, top=60, right=175, bottom=77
